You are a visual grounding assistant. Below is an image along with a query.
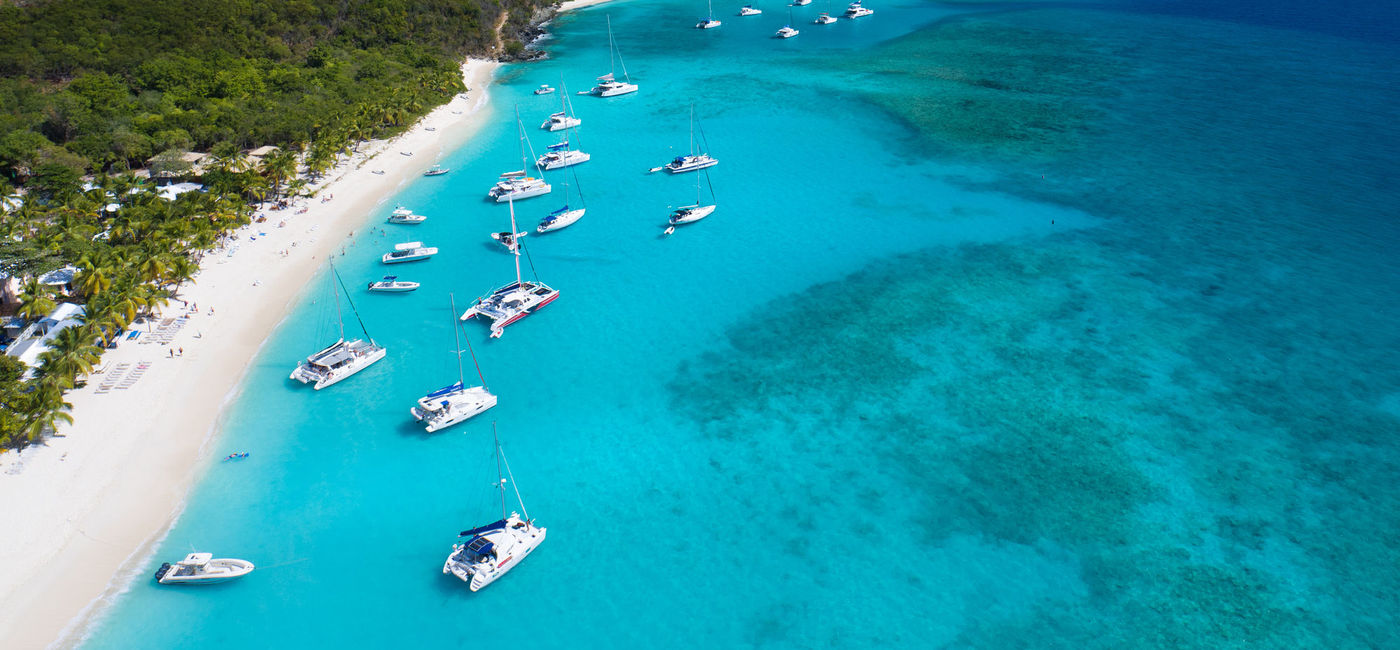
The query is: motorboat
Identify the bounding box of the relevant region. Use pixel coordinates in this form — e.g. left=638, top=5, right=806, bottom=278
left=776, top=24, right=799, bottom=38
left=844, top=1, right=873, bottom=18
left=423, top=165, right=450, bottom=176
left=697, top=0, right=722, bottom=28
left=540, top=111, right=581, bottom=132
left=814, top=11, right=837, bottom=24
left=588, top=17, right=638, bottom=97
left=670, top=203, right=717, bottom=225
left=791, top=0, right=811, bottom=5
left=382, top=241, right=438, bottom=264
left=537, top=204, right=585, bottom=233
left=665, top=153, right=718, bottom=173
left=533, top=84, right=555, bottom=95
left=490, top=230, right=528, bottom=253
left=739, top=4, right=763, bottom=16
left=536, top=141, right=591, bottom=170
left=443, top=430, right=545, bottom=591
left=388, top=206, right=427, bottom=224
left=291, top=267, right=386, bottom=390
left=462, top=198, right=558, bottom=338
left=411, top=295, right=496, bottom=433
left=155, top=553, right=254, bottom=585
left=368, top=276, right=419, bottom=292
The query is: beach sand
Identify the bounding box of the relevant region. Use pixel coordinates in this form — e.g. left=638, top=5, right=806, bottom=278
left=0, top=59, right=499, bottom=649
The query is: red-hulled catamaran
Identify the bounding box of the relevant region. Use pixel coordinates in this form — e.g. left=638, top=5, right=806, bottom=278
left=460, top=196, right=559, bottom=338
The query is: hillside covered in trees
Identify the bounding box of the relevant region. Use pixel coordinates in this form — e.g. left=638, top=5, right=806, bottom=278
left=0, top=0, right=552, bottom=187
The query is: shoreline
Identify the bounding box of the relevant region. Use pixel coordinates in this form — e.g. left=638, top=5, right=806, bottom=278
left=0, top=58, right=500, bottom=650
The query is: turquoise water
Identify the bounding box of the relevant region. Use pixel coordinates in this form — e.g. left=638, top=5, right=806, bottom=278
left=82, top=1, right=1400, bottom=648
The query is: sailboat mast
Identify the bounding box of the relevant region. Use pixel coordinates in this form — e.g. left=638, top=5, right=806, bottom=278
left=493, top=426, right=507, bottom=521
left=449, top=294, right=465, bottom=386
left=331, top=267, right=345, bottom=341
left=509, top=196, right=523, bottom=287
left=607, top=16, right=616, bottom=77
left=501, top=444, right=530, bottom=522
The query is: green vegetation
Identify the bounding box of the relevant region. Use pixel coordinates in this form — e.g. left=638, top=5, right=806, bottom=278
left=0, top=0, right=554, bottom=448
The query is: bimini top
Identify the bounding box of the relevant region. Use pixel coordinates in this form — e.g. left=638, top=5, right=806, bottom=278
left=394, top=241, right=425, bottom=251
left=177, top=553, right=213, bottom=567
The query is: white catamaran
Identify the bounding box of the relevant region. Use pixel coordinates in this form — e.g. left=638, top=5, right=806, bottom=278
left=588, top=16, right=638, bottom=97
left=536, top=82, right=590, bottom=171
left=663, top=105, right=719, bottom=173
left=442, top=428, right=545, bottom=591
left=290, top=267, right=386, bottom=390
left=411, top=296, right=497, bottom=433
left=489, top=108, right=552, bottom=203
left=696, top=0, right=722, bottom=28
left=462, top=197, right=559, bottom=338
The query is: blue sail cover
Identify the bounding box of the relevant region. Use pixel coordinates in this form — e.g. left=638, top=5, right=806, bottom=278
left=547, top=141, right=570, bottom=151
left=548, top=205, right=571, bottom=217
left=426, top=381, right=464, bottom=398
left=459, top=519, right=508, bottom=538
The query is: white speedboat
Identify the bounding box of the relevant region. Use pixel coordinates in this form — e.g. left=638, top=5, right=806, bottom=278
left=536, top=141, right=591, bottom=170
left=382, top=241, right=438, bottom=264
left=537, top=204, right=585, bottom=233
left=814, top=11, right=837, bottom=24
left=589, top=17, right=638, bottom=97
left=776, top=24, right=799, bottom=38
left=368, top=276, right=419, bottom=292
left=291, top=267, right=386, bottom=390
left=423, top=164, right=450, bottom=176
left=443, top=430, right=545, bottom=591
left=540, top=111, right=581, bottom=132
left=697, top=0, right=722, bottom=27
left=388, top=206, right=427, bottom=224
left=844, top=1, right=873, bottom=17
left=155, top=553, right=254, bottom=585
left=462, top=198, right=559, bottom=338
left=533, top=84, right=555, bottom=95
left=490, top=230, right=528, bottom=253
left=739, top=4, right=763, bottom=16
left=488, top=173, right=552, bottom=202
left=411, top=295, right=497, bottom=433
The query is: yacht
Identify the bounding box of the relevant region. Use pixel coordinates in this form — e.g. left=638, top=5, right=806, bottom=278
left=697, top=0, right=722, bottom=28
left=423, top=164, right=450, bottom=176
left=537, top=204, right=585, bottom=233
left=844, top=1, right=873, bottom=17
left=462, top=198, right=559, bottom=338
left=443, top=429, right=545, bottom=591
left=367, top=276, right=419, bottom=292
left=411, top=296, right=497, bottom=433
left=489, top=109, right=553, bottom=202
left=814, top=11, right=837, bottom=24
left=670, top=166, right=718, bottom=227
left=533, top=84, right=555, bottom=95
left=291, top=267, right=386, bottom=390
left=540, top=111, right=581, bottom=132
left=155, top=553, right=254, bottom=585
left=382, top=241, right=438, bottom=264
left=589, top=16, right=638, bottom=97
left=663, top=105, right=718, bottom=173
left=739, top=4, right=763, bottom=16
left=791, top=0, right=811, bottom=5
left=536, top=141, right=591, bottom=170
left=776, top=23, right=800, bottom=38
left=388, top=206, right=426, bottom=224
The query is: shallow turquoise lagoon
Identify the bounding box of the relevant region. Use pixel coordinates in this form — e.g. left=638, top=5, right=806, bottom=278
left=83, top=1, right=1399, bottom=648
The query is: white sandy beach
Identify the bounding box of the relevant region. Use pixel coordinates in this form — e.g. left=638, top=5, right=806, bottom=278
left=0, top=59, right=499, bottom=649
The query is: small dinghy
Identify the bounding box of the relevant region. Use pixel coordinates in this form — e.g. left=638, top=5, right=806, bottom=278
left=368, top=276, right=420, bottom=292
left=423, top=165, right=450, bottom=177
left=490, top=230, right=529, bottom=252
left=155, top=553, right=254, bottom=585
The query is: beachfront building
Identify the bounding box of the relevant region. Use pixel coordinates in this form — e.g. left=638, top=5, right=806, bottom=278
left=38, top=266, right=78, bottom=295
left=4, top=302, right=86, bottom=378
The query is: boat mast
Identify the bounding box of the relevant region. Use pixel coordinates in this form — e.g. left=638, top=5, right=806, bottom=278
left=333, top=266, right=376, bottom=344
left=332, top=267, right=344, bottom=342
left=508, top=196, right=523, bottom=287
left=493, top=426, right=507, bottom=521
left=607, top=16, right=617, bottom=79
left=452, top=293, right=489, bottom=389
left=499, top=435, right=530, bottom=522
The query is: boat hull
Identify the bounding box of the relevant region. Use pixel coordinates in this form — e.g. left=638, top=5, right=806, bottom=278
left=537, top=151, right=591, bottom=170
left=670, top=204, right=716, bottom=225
left=368, top=283, right=419, bottom=293
left=590, top=83, right=638, bottom=97
left=538, top=208, right=585, bottom=233
left=443, top=516, right=546, bottom=591
left=290, top=341, right=387, bottom=390
left=155, top=558, right=255, bottom=585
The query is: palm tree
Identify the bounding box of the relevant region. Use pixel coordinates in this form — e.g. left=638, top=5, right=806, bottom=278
left=17, top=279, right=57, bottom=323
left=73, top=255, right=114, bottom=298
left=38, top=324, right=103, bottom=379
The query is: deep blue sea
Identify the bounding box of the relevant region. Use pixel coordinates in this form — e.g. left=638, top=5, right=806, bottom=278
left=81, top=0, right=1400, bottom=647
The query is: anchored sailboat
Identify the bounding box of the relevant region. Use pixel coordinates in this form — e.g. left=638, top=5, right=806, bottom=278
left=442, top=427, right=546, bottom=591
left=488, top=107, right=552, bottom=203
left=668, top=166, right=717, bottom=230
left=461, top=197, right=560, bottom=338
left=588, top=16, right=638, bottom=97
left=290, top=266, right=386, bottom=390
left=411, top=295, right=497, bottom=433
left=536, top=81, right=590, bottom=171
left=697, top=0, right=722, bottom=28
left=663, top=104, right=719, bottom=173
